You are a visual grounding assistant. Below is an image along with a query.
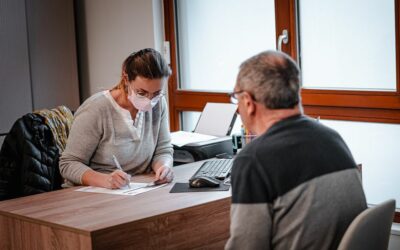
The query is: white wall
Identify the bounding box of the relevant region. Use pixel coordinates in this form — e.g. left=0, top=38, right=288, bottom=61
left=0, top=0, right=32, bottom=135
left=75, top=0, right=165, bottom=101
left=0, top=0, right=79, bottom=137
left=26, top=0, right=80, bottom=111
left=152, top=0, right=165, bottom=52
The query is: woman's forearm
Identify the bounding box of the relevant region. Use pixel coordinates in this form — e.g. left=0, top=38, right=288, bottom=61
left=81, top=169, right=109, bottom=187
left=152, top=157, right=173, bottom=172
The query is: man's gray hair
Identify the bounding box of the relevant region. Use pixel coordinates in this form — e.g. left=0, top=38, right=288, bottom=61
left=236, top=50, right=301, bottom=109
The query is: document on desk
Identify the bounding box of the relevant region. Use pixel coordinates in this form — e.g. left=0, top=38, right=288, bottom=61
left=76, top=182, right=167, bottom=196
left=171, top=131, right=217, bottom=147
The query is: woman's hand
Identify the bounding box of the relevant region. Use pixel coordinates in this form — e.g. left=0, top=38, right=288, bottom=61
left=154, top=165, right=174, bottom=184
left=82, top=169, right=130, bottom=189
left=105, top=170, right=131, bottom=189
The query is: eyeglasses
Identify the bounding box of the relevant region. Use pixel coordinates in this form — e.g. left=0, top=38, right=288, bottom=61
left=228, top=90, right=245, bottom=104
left=134, top=89, right=164, bottom=100
left=129, top=85, right=164, bottom=100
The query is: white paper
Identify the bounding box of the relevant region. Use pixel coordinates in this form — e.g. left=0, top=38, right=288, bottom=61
left=195, top=103, right=237, bottom=137
left=170, top=131, right=217, bottom=147
left=75, top=182, right=167, bottom=196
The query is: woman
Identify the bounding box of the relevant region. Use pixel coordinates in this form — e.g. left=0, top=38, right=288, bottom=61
left=60, top=48, right=174, bottom=189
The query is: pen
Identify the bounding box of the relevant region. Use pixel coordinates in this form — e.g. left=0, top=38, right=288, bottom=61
left=112, top=154, right=131, bottom=189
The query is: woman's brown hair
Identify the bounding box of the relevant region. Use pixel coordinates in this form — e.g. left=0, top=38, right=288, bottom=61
left=112, top=48, right=171, bottom=96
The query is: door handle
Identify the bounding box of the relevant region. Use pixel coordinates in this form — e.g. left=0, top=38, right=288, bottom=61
left=277, top=29, right=289, bottom=51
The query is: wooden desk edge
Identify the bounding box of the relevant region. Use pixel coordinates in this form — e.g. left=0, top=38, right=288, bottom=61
left=0, top=209, right=91, bottom=236
left=0, top=194, right=232, bottom=238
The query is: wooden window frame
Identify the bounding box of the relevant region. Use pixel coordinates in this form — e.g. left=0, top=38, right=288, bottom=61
left=164, top=0, right=400, bottom=131
left=277, top=0, right=400, bottom=124
left=164, top=0, right=400, bottom=223
left=163, top=0, right=230, bottom=131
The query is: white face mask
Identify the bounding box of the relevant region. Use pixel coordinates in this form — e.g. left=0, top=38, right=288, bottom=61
left=127, top=86, right=161, bottom=112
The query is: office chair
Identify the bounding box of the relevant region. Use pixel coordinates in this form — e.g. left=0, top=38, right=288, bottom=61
left=338, top=199, right=396, bottom=250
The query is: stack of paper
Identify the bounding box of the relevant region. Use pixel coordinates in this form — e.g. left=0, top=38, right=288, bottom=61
left=170, top=131, right=217, bottom=147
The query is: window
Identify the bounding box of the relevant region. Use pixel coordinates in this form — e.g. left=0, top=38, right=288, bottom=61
left=299, top=0, right=396, bottom=91
left=164, top=0, right=276, bottom=131
left=321, top=119, right=400, bottom=214
left=296, top=0, right=400, bottom=124
left=164, top=0, right=400, bottom=221
left=176, top=0, right=276, bottom=92
left=165, top=0, right=400, bottom=130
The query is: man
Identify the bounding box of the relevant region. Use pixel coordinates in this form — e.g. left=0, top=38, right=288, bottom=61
left=225, top=51, right=366, bottom=250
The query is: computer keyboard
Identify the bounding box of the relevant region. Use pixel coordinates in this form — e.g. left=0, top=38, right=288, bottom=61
left=190, top=159, right=233, bottom=181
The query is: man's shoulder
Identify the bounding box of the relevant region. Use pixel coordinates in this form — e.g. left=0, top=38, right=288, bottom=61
left=297, top=115, right=341, bottom=137
left=232, top=139, right=275, bottom=177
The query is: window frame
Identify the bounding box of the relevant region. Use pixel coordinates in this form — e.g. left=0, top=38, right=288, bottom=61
left=163, top=0, right=400, bottom=223
left=163, top=0, right=231, bottom=131
left=164, top=0, right=400, bottom=130
left=288, top=0, right=400, bottom=124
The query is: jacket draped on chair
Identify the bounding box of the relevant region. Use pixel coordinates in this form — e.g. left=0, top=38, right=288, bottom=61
left=0, top=106, right=73, bottom=200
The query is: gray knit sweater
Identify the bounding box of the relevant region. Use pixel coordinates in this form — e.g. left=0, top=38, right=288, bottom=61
left=59, top=91, right=173, bottom=185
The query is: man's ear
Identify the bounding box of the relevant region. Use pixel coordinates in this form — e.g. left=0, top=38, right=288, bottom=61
left=242, top=92, right=256, bottom=116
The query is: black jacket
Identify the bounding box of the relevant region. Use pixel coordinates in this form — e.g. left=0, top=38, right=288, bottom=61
left=0, top=113, right=63, bottom=201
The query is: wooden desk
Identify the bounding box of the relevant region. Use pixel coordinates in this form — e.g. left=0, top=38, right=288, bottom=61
left=0, top=161, right=231, bottom=249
